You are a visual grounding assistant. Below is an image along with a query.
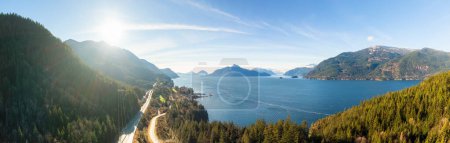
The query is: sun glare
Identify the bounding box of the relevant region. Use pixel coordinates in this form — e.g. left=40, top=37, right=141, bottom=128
left=97, top=18, right=125, bottom=44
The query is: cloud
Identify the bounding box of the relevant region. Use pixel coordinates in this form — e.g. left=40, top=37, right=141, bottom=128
left=289, top=24, right=320, bottom=40
left=184, top=0, right=262, bottom=28
left=367, top=35, right=374, bottom=41
left=261, top=22, right=290, bottom=36
left=125, top=23, right=247, bottom=34
left=186, top=0, right=239, bottom=21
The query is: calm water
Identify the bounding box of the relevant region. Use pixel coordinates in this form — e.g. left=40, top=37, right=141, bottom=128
left=174, top=74, right=420, bottom=126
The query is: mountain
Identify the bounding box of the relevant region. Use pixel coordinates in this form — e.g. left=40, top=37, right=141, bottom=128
left=370, top=48, right=450, bottom=80
left=309, top=71, right=450, bottom=142
left=306, top=45, right=450, bottom=80
left=306, top=45, right=411, bottom=80
left=0, top=14, right=142, bottom=142
left=284, top=67, right=314, bottom=77
left=252, top=68, right=276, bottom=75
left=160, top=68, right=179, bottom=78
left=209, top=64, right=271, bottom=77
left=64, top=39, right=170, bottom=89
left=197, top=70, right=208, bottom=76
left=139, top=59, right=162, bottom=73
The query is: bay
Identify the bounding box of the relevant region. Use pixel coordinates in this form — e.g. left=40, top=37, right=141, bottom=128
left=174, top=74, right=420, bottom=126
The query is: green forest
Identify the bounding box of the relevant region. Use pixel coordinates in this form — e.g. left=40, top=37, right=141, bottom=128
left=0, top=13, right=144, bottom=142
left=310, top=71, right=450, bottom=142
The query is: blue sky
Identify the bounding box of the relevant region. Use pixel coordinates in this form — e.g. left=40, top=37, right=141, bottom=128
left=2, top=0, right=450, bottom=72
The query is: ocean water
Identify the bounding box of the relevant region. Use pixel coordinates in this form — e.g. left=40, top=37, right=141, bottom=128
left=173, top=74, right=420, bottom=126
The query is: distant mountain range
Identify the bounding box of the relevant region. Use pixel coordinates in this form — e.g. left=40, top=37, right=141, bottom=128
left=179, top=45, right=449, bottom=80
left=160, top=68, right=179, bottom=78
left=197, top=70, right=208, bottom=76
left=284, top=67, right=314, bottom=77
left=209, top=64, right=271, bottom=77
left=306, top=46, right=450, bottom=80
left=65, top=39, right=172, bottom=88
left=252, top=68, right=277, bottom=75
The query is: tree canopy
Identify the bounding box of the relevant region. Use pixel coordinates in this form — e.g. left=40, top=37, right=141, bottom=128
left=310, top=71, right=450, bottom=142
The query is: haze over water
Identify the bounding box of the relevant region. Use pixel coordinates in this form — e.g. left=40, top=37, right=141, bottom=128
left=174, top=75, right=420, bottom=126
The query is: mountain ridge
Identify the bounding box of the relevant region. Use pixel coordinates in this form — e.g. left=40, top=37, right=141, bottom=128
left=252, top=67, right=277, bottom=75
left=209, top=64, right=271, bottom=77
left=160, top=68, right=179, bottom=78
left=64, top=39, right=171, bottom=89
left=306, top=46, right=450, bottom=80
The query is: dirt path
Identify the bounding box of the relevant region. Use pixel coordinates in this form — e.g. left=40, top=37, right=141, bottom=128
left=148, top=111, right=166, bottom=143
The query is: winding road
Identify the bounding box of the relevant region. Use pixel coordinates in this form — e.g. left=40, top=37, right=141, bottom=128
left=117, top=90, right=153, bottom=143
left=149, top=111, right=166, bottom=143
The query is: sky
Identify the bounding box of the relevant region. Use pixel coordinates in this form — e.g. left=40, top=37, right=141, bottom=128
left=2, top=0, right=450, bottom=72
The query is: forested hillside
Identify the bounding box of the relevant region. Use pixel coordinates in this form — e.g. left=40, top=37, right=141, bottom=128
left=370, top=48, right=450, bottom=80
left=65, top=39, right=171, bottom=89
left=310, top=71, right=450, bottom=142
left=0, top=13, right=143, bottom=142
left=306, top=45, right=450, bottom=80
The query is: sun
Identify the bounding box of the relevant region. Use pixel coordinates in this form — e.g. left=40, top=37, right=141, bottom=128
left=97, top=18, right=125, bottom=44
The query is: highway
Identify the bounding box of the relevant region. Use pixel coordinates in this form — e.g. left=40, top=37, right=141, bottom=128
left=117, top=90, right=153, bottom=143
